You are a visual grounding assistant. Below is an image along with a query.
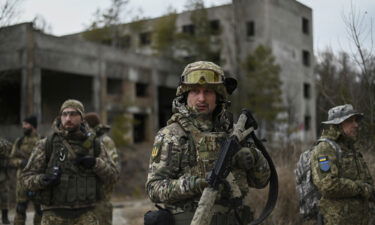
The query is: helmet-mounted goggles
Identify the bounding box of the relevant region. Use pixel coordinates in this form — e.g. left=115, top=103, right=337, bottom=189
left=181, top=70, right=224, bottom=85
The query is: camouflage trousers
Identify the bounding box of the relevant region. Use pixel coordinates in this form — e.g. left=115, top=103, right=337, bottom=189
left=0, top=180, right=9, bottom=209
left=172, top=205, right=253, bottom=225
left=14, top=178, right=42, bottom=225
left=94, top=200, right=113, bottom=225
left=41, top=209, right=99, bottom=225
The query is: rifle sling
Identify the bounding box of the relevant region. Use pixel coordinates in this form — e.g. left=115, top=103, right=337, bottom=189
left=248, top=132, right=278, bottom=225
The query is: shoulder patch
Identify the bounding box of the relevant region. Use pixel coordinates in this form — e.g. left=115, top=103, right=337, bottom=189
left=318, top=156, right=330, bottom=172
left=151, top=134, right=164, bottom=162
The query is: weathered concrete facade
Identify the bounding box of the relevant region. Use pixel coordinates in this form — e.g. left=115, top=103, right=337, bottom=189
left=72, top=0, right=316, bottom=141
left=0, top=0, right=315, bottom=143
left=0, top=23, right=179, bottom=142
left=175, top=0, right=315, bottom=142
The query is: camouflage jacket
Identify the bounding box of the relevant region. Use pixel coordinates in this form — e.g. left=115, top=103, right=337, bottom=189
left=20, top=122, right=119, bottom=209
left=0, top=137, right=12, bottom=182
left=9, top=132, right=40, bottom=172
left=311, top=125, right=373, bottom=225
left=146, top=98, right=270, bottom=212
left=95, top=125, right=121, bottom=201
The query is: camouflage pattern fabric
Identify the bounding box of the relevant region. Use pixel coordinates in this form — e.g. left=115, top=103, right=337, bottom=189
left=94, top=201, right=113, bottom=225
left=41, top=209, right=98, bottom=225
left=10, top=133, right=42, bottom=225
left=20, top=121, right=119, bottom=212
left=146, top=96, right=270, bottom=224
left=176, top=61, right=229, bottom=98
left=311, top=125, right=373, bottom=225
left=94, top=126, right=120, bottom=225
left=0, top=137, right=12, bottom=210
left=0, top=183, right=9, bottom=209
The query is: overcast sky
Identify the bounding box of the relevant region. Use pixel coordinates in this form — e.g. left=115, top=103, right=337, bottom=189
left=16, top=0, right=375, bottom=54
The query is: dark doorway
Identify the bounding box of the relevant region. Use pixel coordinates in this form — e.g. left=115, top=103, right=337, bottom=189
left=0, top=70, right=21, bottom=124
left=41, top=70, right=93, bottom=123
left=158, top=87, right=175, bottom=129
left=133, top=114, right=146, bottom=143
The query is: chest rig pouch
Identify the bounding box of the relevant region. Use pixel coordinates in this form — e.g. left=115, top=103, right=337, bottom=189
left=189, top=130, right=227, bottom=179
left=36, top=134, right=100, bottom=206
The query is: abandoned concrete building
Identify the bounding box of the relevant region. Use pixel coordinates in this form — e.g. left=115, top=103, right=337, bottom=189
left=0, top=0, right=315, bottom=143
left=0, top=23, right=179, bottom=143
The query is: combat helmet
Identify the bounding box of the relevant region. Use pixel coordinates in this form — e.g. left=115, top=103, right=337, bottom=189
left=176, top=61, right=237, bottom=99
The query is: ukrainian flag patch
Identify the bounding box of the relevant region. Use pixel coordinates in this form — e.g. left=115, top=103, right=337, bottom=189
left=318, top=156, right=330, bottom=172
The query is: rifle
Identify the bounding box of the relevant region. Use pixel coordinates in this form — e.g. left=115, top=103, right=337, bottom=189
left=190, top=109, right=278, bottom=225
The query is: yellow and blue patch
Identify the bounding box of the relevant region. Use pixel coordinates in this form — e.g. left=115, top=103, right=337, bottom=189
left=318, top=156, right=330, bottom=172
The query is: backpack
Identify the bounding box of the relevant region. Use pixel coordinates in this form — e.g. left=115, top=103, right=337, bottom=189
left=294, top=138, right=342, bottom=220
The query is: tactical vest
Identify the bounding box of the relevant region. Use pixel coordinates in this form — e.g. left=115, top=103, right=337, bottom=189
left=189, top=130, right=226, bottom=179
left=176, top=117, right=227, bottom=179
left=36, top=134, right=102, bottom=207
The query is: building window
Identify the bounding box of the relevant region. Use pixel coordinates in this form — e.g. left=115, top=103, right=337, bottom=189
left=107, top=78, right=122, bottom=95
left=139, top=32, right=151, bottom=46
left=101, top=38, right=112, bottom=46
left=210, top=20, right=220, bottom=35
left=182, top=24, right=195, bottom=35
left=303, top=83, right=311, bottom=99
left=302, top=50, right=310, bottom=67
left=304, top=115, right=311, bottom=131
left=246, top=21, right=255, bottom=37
left=302, top=17, right=309, bottom=35
left=133, top=114, right=146, bottom=143
left=119, top=35, right=131, bottom=49
left=136, top=82, right=148, bottom=97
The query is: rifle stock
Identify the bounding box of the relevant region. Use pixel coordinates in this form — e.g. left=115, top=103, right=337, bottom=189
left=190, top=187, right=218, bottom=225
left=190, top=110, right=256, bottom=225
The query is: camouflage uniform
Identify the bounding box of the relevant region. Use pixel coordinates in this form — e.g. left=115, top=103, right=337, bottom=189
left=311, top=105, right=373, bottom=225
left=0, top=137, right=12, bottom=224
left=93, top=125, right=121, bottom=225
left=20, top=100, right=119, bottom=225
left=146, top=61, right=271, bottom=225
left=10, top=132, right=42, bottom=225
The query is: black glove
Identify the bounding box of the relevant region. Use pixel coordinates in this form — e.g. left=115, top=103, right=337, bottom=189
left=0, top=159, right=8, bottom=168
left=21, top=159, right=28, bottom=169
left=27, top=191, right=36, bottom=198
left=76, top=155, right=96, bottom=169
left=40, top=166, right=61, bottom=187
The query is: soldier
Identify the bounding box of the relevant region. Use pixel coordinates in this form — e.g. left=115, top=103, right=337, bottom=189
left=21, top=99, right=119, bottom=225
left=145, top=61, right=271, bottom=225
left=311, top=104, right=374, bottom=225
left=84, top=112, right=121, bottom=225
left=0, top=137, right=12, bottom=224
left=9, top=115, right=42, bottom=225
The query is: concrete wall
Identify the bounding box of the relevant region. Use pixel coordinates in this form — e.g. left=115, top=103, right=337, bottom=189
left=0, top=23, right=180, bottom=141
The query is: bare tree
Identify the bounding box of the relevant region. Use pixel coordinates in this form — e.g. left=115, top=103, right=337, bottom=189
left=84, top=0, right=132, bottom=48
left=0, top=0, right=23, bottom=27
left=343, top=2, right=375, bottom=144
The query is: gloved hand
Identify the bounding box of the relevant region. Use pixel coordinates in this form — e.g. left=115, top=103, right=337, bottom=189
left=179, top=176, right=208, bottom=194
left=356, top=181, right=374, bottom=199
left=232, top=113, right=254, bottom=142
left=233, top=148, right=255, bottom=171
left=27, top=191, right=36, bottom=198
left=21, top=159, right=28, bottom=169
left=76, top=155, right=96, bottom=169
left=40, top=166, right=61, bottom=187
